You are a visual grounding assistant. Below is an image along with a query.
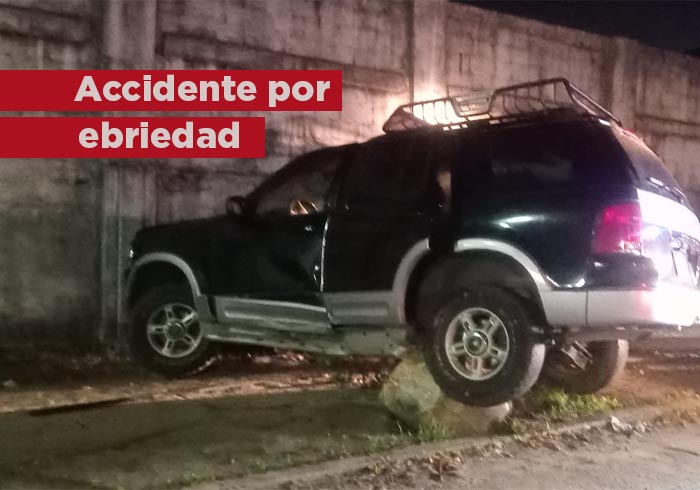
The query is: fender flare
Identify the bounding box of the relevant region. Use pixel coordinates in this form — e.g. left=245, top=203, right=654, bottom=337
left=125, top=252, right=215, bottom=321
left=126, top=252, right=203, bottom=298
left=452, top=238, right=552, bottom=292
left=393, top=237, right=553, bottom=323
left=391, top=239, right=431, bottom=323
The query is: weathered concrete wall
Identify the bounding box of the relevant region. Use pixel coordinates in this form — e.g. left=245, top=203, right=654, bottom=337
left=438, top=3, right=700, bottom=209
left=1, top=0, right=700, bottom=345
left=0, top=0, right=101, bottom=342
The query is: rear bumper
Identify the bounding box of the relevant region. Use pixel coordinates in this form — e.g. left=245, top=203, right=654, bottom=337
left=541, top=284, right=700, bottom=328
left=587, top=284, right=700, bottom=328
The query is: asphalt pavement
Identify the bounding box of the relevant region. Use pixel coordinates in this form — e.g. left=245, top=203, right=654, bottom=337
left=406, top=424, right=700, bottom=490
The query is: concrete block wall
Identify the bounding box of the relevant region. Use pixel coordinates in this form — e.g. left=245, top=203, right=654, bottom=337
left=1, top=0, right=700, bottom=345
left=98, top=0, right=414, bottom=342
left=0, top=0, right=101, bottom=342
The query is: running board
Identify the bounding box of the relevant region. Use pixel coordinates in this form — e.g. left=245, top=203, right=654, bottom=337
left=202, top=322, right=407, bottom=357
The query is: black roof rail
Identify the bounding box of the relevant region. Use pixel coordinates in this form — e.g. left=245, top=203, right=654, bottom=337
left=382, top=78, right=621, bottom=133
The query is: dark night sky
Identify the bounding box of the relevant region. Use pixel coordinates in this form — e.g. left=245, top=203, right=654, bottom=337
left=465, top=1, right=700, bottom=55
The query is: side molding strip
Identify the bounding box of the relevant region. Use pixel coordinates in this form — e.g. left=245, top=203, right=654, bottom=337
left=323, top=291, right=396, bottom=325
left=324, top=239, right=431, bottom=326
left=214, top=296, right=331, bottom=333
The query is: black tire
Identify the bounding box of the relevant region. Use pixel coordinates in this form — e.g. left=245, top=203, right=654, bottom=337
left=423, top=286, right=545, bottom=407
left=542, top=340, right=628, bottom=394
left=129, top=282, right=217, bottom=377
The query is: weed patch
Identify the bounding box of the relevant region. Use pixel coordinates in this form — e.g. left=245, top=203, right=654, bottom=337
left=416, top=420, right=452, bottom=443
left=526, top=387, right=620, bottom=419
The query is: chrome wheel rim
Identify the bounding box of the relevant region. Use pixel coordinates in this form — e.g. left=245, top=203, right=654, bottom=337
left=146, top=303, right=202, bottom=359
left=444, top=307, right=510, bottom=381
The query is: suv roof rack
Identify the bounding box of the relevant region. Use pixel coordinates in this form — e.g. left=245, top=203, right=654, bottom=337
left=382, top=78, right=621, bottom=133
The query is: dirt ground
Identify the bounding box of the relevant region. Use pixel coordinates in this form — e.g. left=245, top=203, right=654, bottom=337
left=0, top=348, right=405, bottom=489
left=2, top=342, right=700, bottom=489
left=0, top=347, right=394, bottom=414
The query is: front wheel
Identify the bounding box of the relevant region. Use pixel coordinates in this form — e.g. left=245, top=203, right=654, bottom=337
left=423, top=286, right=545, bottom=407
left=130, top=283, right=217, bottom=376
left=542, top=340, right=628, bottom=394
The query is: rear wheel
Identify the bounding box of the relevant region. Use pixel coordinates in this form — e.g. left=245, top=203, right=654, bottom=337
left=542, top=340, right=628, bottom=394
left=423, top=286, right=545, bottom=406
left=130, top=283, right=217, bottom=376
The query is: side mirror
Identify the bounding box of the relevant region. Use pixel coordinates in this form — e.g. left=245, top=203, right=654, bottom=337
left=226, top=195, right=247, bottom=216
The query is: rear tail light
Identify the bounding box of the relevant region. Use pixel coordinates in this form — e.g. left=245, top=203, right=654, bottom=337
left=592, top=202, right=642, bottom=254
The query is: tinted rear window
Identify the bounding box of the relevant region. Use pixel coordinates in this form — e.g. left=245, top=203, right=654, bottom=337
left=613, top=128, right=686, bottom=203
left=486, top=120, right=631, bottom=190
left=342, top=132, right=433, bottom=212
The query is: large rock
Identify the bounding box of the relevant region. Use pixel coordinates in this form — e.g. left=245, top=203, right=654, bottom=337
left=379, top=350, right=512, bottom=437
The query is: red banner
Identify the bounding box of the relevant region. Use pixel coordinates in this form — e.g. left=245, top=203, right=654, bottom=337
left=0, top=70, right=342, bottom=111
left=0, top=117, right=266, bottom=158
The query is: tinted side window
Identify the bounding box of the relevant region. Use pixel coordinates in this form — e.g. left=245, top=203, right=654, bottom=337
left=433, top=135, right=458, bottom=212
left=487, top=121, right=630, bottom=190
left=254, top=150, right=342, bottom=216
left=432, top=130, right=486, bottom=212
left=342, top=134, right=433, bottom=212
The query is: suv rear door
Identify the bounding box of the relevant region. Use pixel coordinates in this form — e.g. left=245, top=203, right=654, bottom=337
left=322, top=131, right=439, bottom=325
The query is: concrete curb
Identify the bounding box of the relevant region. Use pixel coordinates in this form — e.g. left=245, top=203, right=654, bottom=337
left=193, top=402, right=687, bottom=490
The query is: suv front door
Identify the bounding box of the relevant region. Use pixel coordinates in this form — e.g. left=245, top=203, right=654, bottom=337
left=211, top=146, right=349, bottom=331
